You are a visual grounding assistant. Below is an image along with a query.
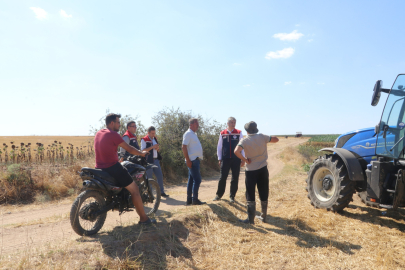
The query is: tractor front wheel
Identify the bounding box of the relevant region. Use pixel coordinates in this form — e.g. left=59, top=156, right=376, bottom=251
left=306, top=155, right=355, bottom=212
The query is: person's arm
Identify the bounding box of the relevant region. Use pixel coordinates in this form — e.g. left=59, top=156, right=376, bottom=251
left=119, top=141, right=148, bottom=156
left=269, top=136, right=279, bottom=143
left=182, top=132, right=192, bottom=168
left=239, top=131, right=246, bottom=167
left=217, top=134, right=222, bottom=166
left=119, top=136, right=130, bottom=162
left=182, top=145, right=192, bottom=168
left=141, top=138, right=159, bottom=152
left=234, top=145, right=251, bottom=164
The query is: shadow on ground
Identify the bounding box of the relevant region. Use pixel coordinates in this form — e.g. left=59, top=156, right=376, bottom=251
left=208, top=203, right=362, bottom=255
left=77, top=212, right=197, bottom=269
left=341, top=204, right=405, bottom=232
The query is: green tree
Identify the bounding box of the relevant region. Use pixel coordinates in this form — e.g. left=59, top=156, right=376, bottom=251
left=152, top=107, right=224, bottom=180
left=89, top=109, right=146, bottom=144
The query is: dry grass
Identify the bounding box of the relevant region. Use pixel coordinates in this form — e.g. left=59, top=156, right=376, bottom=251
left=1, top=144, right=405, bottom=269
left=0, top=157, right=95, bottom=204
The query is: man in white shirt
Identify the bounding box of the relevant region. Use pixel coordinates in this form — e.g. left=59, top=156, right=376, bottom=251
left=141, top=126, right=168, bottom=198
left=213, top=117, right=245, bottom=203
left=182, top=118, right=206, bottom=205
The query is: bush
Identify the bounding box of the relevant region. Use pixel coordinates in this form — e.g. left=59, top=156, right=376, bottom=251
left=298, top=142, right=335, bottom=162
left=152, top=107, right=224, bottom=181
left=0, top=164, right=33, bottom=203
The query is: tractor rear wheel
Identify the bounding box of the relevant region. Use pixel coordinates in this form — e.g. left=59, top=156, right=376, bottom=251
left=306, top=154, right=355, bottom=212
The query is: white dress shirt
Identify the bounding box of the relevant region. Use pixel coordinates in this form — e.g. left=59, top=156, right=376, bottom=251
left=141, top=137, right=158, bottom=158
left=182, top=129, right=203, bottom=161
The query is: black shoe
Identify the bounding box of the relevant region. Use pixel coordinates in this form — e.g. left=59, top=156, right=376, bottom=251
left=213, top=195, right=221, bottom=201
left=138, top=217, right=157, bottom=225
left=192, top=199, right=207, bottom=205
left=185, top=200, right=192, bottom=206
left=229, top=197, right=235, bottom=203
left=161, top=193, right=169, bottom=198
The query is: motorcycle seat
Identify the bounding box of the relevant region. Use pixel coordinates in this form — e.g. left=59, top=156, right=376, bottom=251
left=81, top=167, right=117, bottom=184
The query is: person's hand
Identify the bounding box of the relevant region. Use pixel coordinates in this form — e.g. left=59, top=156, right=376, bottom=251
left=246, top=158, right=252, bottom=165
left=218, top=160, right=221, bottom=166
left=140, top=151, right=149, bottom=157
left=241, top=160, right=245, bottom=167
left=119, top=157, right=124, bottom=163
left=186, top=160, right=192, bottom=168
left=153, top=144, right=159, bottom=149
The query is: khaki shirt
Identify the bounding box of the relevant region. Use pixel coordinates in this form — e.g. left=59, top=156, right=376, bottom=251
left=238, top=133, right=271, bottom=171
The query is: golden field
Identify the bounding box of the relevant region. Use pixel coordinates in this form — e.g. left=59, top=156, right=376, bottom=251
left=1, top=142, right=405, bottom=269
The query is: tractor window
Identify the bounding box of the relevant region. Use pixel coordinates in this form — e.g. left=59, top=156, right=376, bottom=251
left=376, top=74, right=405, bottom=158
left=387, top=99, right=403, bottom=126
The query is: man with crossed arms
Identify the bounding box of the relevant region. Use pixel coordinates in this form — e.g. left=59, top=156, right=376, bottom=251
left=213, top=117, right=245, bottom=203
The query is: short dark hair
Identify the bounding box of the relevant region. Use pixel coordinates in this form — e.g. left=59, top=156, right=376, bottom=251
left=127, top=121, right=136, bottom=129
left=189, top=118, right=198, bottom=125
left=105, top=113, right=121, bottom=126
left=147, top=126, right=156, bottom=133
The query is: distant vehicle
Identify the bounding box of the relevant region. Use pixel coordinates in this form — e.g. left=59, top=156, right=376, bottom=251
left=295, top=132, right=302, bottom=138
left=306, top=74, right=405, bottom=212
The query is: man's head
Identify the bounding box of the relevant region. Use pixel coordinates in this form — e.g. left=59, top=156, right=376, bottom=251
left=147, top=126, right=156, bottom=138
left=189, top=118, right=199, bottom=132
left=127, top=121, right=137, bottom=135
left=106, top=113, right=121, bottom=132
left=244, top=121, right=259, bottom=134
left=227, top=117, right=236, bottom=131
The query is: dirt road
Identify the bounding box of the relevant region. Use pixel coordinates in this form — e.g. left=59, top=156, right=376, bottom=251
left=0, top=138, right=305, bottom=255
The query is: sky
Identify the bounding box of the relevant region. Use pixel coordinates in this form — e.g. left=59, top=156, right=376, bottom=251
left=1, top=0, right=405, bottom=136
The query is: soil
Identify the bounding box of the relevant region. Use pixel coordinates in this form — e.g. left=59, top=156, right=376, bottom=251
left=0, top=138, right=305, bottom=255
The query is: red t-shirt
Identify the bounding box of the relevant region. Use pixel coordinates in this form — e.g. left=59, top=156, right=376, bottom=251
left=94, top=129, right=124, bottom=168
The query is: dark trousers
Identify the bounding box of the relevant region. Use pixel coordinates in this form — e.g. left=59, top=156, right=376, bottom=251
left=245, top=166, right=269, bottom=202
left=186, top=159, right=202, bottom=201
left=216, top=158, right=241, bottom=198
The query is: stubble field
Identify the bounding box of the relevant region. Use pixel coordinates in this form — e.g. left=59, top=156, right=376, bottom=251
left=0, top=137, right=404, bottom=269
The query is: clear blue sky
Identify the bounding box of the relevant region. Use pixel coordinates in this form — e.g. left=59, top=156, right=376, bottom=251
left=1, top=1, right=404, bottom=136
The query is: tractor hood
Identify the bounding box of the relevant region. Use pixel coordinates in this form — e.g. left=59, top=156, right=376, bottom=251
left=335, top=127, right=376, bottom=164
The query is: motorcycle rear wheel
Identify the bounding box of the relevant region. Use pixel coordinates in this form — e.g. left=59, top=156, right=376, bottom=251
left=70, top=190, right=107, bottom=236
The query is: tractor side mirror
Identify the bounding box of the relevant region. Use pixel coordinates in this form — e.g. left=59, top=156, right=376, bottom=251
left=371, top=80, right=383, bottom=106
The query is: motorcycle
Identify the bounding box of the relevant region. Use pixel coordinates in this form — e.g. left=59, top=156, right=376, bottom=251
left=70, top=155, right=161, bottom=236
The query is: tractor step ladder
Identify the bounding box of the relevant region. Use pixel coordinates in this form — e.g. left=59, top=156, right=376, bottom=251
left=379, top=204, right=393, bottom=209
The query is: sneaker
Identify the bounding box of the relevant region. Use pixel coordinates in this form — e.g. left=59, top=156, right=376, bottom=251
left=192, top=199, right=207, bottom=205
left=161, top=193, right=169, bottom=198
left=138, top=217, right=157, bottom=225
left=213, top=195, right=221, bottom=201
left=229, top=197, right=235, bottom=203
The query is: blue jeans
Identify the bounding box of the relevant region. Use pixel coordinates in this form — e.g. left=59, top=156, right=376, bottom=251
left=146, top=159, right=164, bottom=193
left=187, top=159, right=202, bottom=201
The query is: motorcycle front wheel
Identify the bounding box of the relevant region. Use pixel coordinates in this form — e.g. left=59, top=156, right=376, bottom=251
left=140, top=179, right=161, bottom=215
left=70, top=190, right=107, bottom=236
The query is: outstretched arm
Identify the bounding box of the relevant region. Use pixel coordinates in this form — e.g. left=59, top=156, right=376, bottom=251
left=270, top=136, right=279, bottom=143
left=119, top=141, right=148, bottom=157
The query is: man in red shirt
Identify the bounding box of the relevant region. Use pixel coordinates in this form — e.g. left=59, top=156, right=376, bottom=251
left=94, top=113, right=156, bottom=225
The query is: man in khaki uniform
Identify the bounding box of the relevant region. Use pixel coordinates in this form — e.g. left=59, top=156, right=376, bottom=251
left=234, top=121, right=279, bottom=224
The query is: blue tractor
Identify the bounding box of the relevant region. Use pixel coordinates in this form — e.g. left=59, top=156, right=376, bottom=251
left=307, top=74, right=405, bottom=212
